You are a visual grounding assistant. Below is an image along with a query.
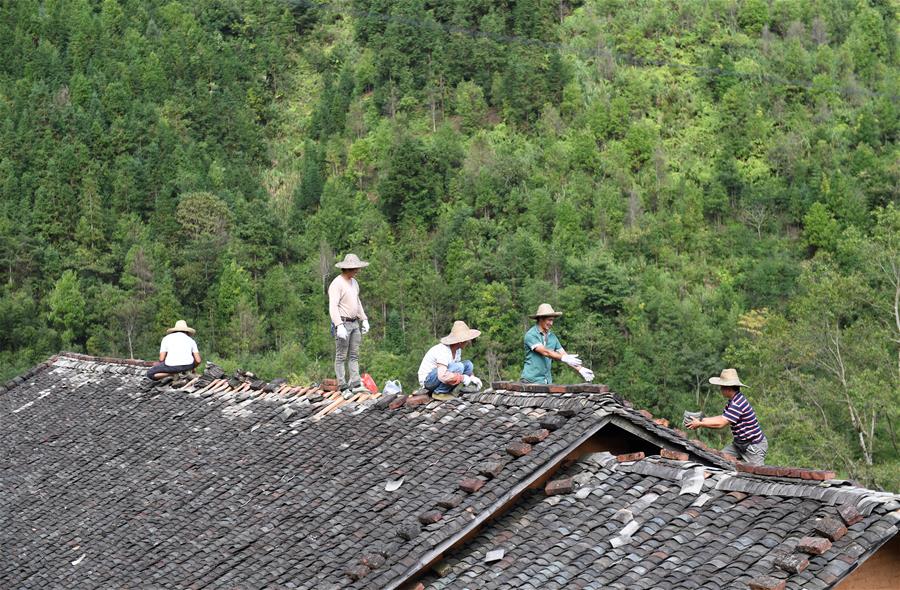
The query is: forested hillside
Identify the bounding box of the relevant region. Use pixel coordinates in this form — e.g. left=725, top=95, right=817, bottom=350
left=1, top=0, right=897, bottom=487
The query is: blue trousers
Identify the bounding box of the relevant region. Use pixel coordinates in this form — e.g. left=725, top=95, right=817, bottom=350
left=424, top=360, right=473, bottom=393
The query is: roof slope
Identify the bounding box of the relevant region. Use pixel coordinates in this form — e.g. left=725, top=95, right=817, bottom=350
left=421, top=454, right=900, bottom=590
left=3, top=354, right=897, bottom=590
left=1, top=354, right=610, bottom=589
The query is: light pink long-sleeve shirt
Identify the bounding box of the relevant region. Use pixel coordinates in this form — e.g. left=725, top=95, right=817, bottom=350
left=328, top=274, right=367, bottom=326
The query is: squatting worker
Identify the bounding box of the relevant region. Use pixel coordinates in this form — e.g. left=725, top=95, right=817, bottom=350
left=146, top=320, right=201, bottom=380
left=687, top=368, right=768, bottom=465
left=520, top=303, right=594, bottom=384
left=328, top=253, right=371, bottom=399
left=416, top=321, right=484, bottom=400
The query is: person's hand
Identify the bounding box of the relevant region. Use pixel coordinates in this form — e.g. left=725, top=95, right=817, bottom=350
left=469, top=376, right=482, bottom=389
left=561, top=354, right=582, bottom=367
left=687, top=418, right=702, bottom=430
left=577, top=367, right=595, bottom=382
left=335, top=324, right=349, bottom=340
left=361, top=319, right=370, bottom=334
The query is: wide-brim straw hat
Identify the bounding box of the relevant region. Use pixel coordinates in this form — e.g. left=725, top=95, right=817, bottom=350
left=166, top=320, right=196, bottom=335
left=440, top=320, right=481, bottom=345
left=335, top=253, right=370, bottom=269
left=529, top=303, right=563, bottom=319
left=709, top=368, right=747, bottom=388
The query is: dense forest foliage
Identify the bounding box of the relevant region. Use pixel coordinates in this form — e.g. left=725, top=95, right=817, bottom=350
left=1, top=0, right=897, bottom=488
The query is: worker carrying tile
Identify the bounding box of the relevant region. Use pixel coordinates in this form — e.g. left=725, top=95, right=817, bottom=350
left=146, top=320, right=201, bottom=380
left=520, top=304, right=594, bottom=384
left=329, top=253, right=371, bottom=399
left=416, top=320, right=484, bottom=400
left=686, top=368, right=768, bottom=465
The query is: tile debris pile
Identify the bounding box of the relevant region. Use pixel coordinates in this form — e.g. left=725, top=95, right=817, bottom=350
left=421, top=453, right=900, bottom=590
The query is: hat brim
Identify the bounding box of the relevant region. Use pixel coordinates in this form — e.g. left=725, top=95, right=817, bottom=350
left=440, top=329, right=481, bottom=345
left=530, top=312, right=562, bottom=319
left=166, top=327, right=196, bottom=335
left=335, top=261, right=370, bottom=269
left=709, top=377, right=747, bottom=388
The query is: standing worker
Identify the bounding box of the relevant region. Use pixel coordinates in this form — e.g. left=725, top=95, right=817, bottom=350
left=686, top=368, right=768, bottom=465
left=329, top=253, right=371, bottom=398
left=146, top=320, right=201, bottom=380
left=520, top=304, right=594, bottom=384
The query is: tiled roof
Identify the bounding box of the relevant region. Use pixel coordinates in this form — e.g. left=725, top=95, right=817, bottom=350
left=420, top=454, right=900, bottom=590
left=1, top=354, right=609, bottom=589
left=2, top=354, right=896, bottom=590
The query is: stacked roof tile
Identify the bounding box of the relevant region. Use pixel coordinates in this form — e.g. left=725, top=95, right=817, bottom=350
left=1, top=354, right=897, bottom=590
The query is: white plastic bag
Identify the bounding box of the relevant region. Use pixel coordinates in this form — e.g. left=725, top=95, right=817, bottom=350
left=383, top=380, right=403, bottom=395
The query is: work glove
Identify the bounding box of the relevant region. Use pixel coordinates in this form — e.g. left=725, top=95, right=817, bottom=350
left=577, top=367, right=595, bottom=382
left=561, top=354, right=583, bottom=367
left=335, top=324, right=349, bottom=340
left=361, top=319, right=370, bottom=334
left=462, top=375, right=482, bottom=388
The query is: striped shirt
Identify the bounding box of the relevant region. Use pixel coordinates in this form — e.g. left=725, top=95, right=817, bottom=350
left=723, top=392, right=764, bottom=446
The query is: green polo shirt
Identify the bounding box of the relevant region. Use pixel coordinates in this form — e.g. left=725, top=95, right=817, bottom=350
left=520, top=324, right=562, bottom=384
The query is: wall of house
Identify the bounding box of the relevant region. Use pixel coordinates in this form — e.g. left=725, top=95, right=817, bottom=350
left=837, top=535, right=900, bottom=590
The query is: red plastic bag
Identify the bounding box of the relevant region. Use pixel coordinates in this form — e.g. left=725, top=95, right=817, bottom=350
left=361, top=373, right=378, bottom=394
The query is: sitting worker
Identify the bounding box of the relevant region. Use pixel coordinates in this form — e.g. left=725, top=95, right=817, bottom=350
left=417, top=320, right=483, bottom=400
left=686, top=368, right=768, bottom=466
left=520, top=303, right=594, bottom=384
left=146, top=320, right=201, bottom=380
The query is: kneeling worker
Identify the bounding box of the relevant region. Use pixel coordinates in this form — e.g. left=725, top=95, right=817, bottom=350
left=146, top=320, right=201, bottom=380
left=687, top=368, right=768, bottom=465
left=520, top=304, right=594, bottom=384
left=417, top=321, right=484, bottom=400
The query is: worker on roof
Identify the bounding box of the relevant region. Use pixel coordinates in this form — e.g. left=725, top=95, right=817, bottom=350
left=329, top=253, right=371, bottom=399
left=146, top=320, right=201, bottom=380
left=686, top=368, right=768, bottom=466
left=416, top=321, right=484, bottom=400
left=520, top=304, right=594, bottom=385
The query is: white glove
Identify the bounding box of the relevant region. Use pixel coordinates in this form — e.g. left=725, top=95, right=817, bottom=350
left=578, top=367, right=595, bottom=382
left=361, top=319, right=370, bottom=334
left=561, top=354, right=582, bottom=367
left=462, top=375, right=474, bottom=386
left=469, top=376, right=482, bottom=389
left=335, top=324, right=348, bottom=340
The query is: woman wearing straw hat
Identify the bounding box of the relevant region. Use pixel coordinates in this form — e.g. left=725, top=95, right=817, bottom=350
left=416, top=320, right=484, bottom=400
left=520, top=304, right=594, bottom=385
left=686, top=368, right=768, bottom=465
left=329, top=253, right=371, bottom=398
left=146, top=320, right=202, bottom=380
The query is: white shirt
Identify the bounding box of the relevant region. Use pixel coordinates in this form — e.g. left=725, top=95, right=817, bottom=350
left=417, top=343, right=461, bottom=385
left=160, top=332, right=198, bottom=366
left=328, top=275, right=368, bottom=326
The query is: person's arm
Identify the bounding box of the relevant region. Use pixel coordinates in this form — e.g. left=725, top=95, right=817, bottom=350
left=436, top=363, right=463, bottom=385
left=192, top=352, right=201, bottom=367
left=687, top=415, right=730, bottom=430
left=355, top=279, right=367, bottom=321
left=328, top=279, right=343, bottom=326
left=159, top=351, right=167, bottom=362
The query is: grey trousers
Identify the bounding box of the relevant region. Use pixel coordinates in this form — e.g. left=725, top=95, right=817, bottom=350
left=334, top=320, right=362, bottom=389
left=723, top=437, right=768, bottom=466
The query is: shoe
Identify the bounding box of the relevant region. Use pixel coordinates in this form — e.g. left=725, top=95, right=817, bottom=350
left=432, top=384, right=463, bottom=401
left=411, top=386, right=429, bottom=396
left=350, top=383, right=370, bottom=394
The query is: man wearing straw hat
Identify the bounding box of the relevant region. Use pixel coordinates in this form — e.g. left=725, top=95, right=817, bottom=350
left=416, top=320, right=484, bottom=400
left=687, top=368, right=768, bottom=465
left=520, top=303, right=594, bottom=385
left=146, top=320, right=201, bottom=380
left=329, top=253, right=371, bottom=398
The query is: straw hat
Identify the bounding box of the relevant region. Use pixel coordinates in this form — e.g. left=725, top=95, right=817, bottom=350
left=335, top=253, right=370, bottom=269
left=440, top=320, right=481, bottom=346
left=709, top=368, right=747, bottom=388
left=166, top=320, right=196, bottom=335
left=529, top=303, right=563, bottom=319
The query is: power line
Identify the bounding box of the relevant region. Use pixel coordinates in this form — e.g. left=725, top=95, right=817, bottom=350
left=269, top=0, right=897, bottom=101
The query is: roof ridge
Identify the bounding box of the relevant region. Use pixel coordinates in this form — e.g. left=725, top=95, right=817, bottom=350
left=54, top=351, right=156, bottom=368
